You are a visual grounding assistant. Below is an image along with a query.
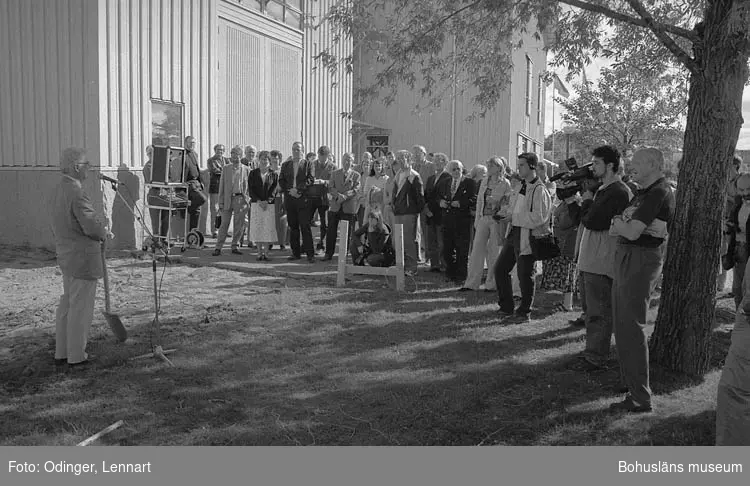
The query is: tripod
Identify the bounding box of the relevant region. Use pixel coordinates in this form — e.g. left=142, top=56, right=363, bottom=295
left=103, top=178, right=176, bottom=366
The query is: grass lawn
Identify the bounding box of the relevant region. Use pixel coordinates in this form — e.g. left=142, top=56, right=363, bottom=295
left=0, top=244, right=735, bottom=446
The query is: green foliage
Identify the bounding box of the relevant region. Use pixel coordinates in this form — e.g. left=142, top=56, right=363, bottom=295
left=556, top=60, right=687, bottom=157
left=319, top=0, right=708, bottom=118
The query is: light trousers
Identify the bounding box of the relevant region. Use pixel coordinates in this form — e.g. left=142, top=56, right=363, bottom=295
left=216, top=195, right=249, bottom=250
left=208, top=193, right=220, bottom=234
left=55, top=274, right=98, bottom=364
left=464, top=216, right=502, bottom=290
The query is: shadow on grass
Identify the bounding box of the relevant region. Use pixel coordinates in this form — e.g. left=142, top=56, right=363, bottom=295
left=0, top=267, right=731, bottom=447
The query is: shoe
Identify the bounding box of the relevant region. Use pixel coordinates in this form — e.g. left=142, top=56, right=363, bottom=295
left=322, top=255, right=333, bottom=261
left=498, top=308, right=515, bottom=318
left=429, top=268, right=442, bottom=273
left=568, top=355, right=606, bottom=372
left=257, top=255, right=263, bottom=261
left=68, top=359, right=91, bottom=369
left=307, top=256, right=316, bottom=263
left=211, top=233, right=217, bottom=238
left=507, top=313, right=530, bottom=323
left=55, top=358, right=67, bottom=366
left=484, top=288, right=495, bottom=293
left=316, top=243, right=324, bottom=251
left=609, top=395, right=652, bottom=413
left=569, top=316, right=585, bottom=327
left=212, top=249, right=221, bottom=256
left=288, top=255, right=301, bottom=261
left=231, top=248, right=243, bottom=255
left=458, top=287, right=472, bottom=292
left=615, top=386, right=629, bottom=394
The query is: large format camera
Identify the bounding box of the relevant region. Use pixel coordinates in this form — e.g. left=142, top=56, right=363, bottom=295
left=550, top=157, right=598, bottom=199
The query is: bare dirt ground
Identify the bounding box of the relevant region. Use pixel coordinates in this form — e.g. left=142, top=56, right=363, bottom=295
left=0, top=242, right=737, bottom=446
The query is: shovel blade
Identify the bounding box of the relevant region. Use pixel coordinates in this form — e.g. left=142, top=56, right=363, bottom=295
left=103, top=311, right=127, bottom=342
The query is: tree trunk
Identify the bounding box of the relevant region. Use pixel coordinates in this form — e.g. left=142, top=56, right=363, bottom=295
left=649, top=1, right=750, bottom=375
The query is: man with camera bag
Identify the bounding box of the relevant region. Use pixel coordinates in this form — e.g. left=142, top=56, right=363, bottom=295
left=569, top=145, right=632, bottom=372
left=493, top=152, right=552, bottom=322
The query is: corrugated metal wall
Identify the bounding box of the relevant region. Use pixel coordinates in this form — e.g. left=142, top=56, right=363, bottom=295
left=0, top=0, right=99, bottom=167
left=98, top=0, right=215, bottom=169
left=302, top=0, right=353, bottom=160
left=216, top=1, right=303, bottom=155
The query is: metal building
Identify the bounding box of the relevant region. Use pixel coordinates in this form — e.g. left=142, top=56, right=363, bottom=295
left=353, top=26, right=552, bottom=170
left=0, top=0, right=352, bottom=250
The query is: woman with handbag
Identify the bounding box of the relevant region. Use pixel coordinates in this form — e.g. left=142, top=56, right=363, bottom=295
left=539, top=178, right=582, bottom=311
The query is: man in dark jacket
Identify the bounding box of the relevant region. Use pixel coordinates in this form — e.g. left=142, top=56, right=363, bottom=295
left=724, top=173, right=750, bottom=309
left=279, top=142, right=316, bottom=262
left=437, top=160, right=477, bottom=283
left=570, top=145, right=632, bottom=372
left=183, top=135, right=205, bottom=231
left=424, top=153, right=451, bottom=272
left=391, top=150, right=425, bottom=274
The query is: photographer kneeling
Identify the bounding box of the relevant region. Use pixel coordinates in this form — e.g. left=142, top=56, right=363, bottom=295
left=570, top=145, right=632, bottom=371
left=350, top=210, right=396, bottom=267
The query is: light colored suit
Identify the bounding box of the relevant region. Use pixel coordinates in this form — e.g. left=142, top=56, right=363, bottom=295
left=328, top=168, right=361, bottom=214
left=51, top=174, right=107, bottom=364
left=215, top=162, right=251, bottom=250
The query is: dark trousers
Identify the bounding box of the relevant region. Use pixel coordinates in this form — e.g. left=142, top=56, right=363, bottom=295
left=310, top=199, right=328, bottom=248
left=442, top=213, right=471, bottom=281
left=582, top=272, right=614, bottom=366
left=285, top=196, right=314, bottom=258
left=326, top=210, right=356, bottom=258
left=612, top=243, right=664, bottom=407
left=148, top=207, right=170, bottom=238
left=188, top=206, right=201, bottom=231
left=427, top=222, right=444, bottom=269
left=494, top=227, right=536, bottom=314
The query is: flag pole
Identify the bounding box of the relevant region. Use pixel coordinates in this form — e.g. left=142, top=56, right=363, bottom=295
left=551, top=76, right=556, bottom=165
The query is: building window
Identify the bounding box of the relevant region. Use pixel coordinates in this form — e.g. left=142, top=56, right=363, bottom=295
left=151, top=100, right=183, bottom=147
left=525, top=55, right=533, bottom=118
left=367, top=135, right=390, bottom=158
left=251, top=0, right=303, bottom=29
left=536, top=74, right=544, bottom=125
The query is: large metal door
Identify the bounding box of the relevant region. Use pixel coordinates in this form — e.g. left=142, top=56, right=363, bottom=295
left=216, top=14, right=301, bottom=153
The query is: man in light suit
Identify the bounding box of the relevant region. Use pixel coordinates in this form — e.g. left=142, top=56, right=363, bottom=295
left=323, top=152, right=361, bottom=262
left=279, top=141, right=316, bottom=262
left=51, top=147, right=110, bottom=368
left=212, top=145, right=251, bottom=256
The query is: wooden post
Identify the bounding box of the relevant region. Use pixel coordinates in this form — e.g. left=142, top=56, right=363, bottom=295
left=394, top=223, right=405, bottom=291
left=336, top=220, right=349, bottom=287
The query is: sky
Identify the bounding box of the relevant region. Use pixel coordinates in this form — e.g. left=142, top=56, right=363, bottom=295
left=544, top=56, right=750, bottom=151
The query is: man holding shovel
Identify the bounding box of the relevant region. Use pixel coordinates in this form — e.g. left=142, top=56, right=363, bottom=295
left=51, top=147, right=112, bottom=368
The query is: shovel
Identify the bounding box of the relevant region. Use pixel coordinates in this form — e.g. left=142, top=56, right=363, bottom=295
left=100, top=240, right=128, bottom=342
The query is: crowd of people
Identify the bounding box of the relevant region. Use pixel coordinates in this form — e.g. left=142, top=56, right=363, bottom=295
left=49, top=138, right=749, bottom=445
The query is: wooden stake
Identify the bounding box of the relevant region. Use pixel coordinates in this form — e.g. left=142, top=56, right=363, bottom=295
left=77, top=420, right=124, bottom=446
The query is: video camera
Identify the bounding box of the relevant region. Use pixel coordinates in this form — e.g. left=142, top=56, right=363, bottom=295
left=549, top=157, right=598, bottom=200
left=549, top=157, right=593, bottom=183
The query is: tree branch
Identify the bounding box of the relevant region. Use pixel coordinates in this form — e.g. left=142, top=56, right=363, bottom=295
left=624, top=0, right=698, bottom=72
left=558, top=0, right=699, bottom=43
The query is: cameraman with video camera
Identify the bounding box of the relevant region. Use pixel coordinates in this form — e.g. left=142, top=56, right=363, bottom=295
left=568, top=145, right=632, bottom=371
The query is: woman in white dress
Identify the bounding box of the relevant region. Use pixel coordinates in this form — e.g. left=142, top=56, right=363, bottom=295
left=363, top=156, right=390, bottom=225
left=248, top=151, right=279, bottom=261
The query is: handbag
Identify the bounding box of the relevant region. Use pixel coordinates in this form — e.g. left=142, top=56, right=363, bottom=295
left=528, top=184, right=560, bottom=261
left=530, top=234, right=561, bottom=261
